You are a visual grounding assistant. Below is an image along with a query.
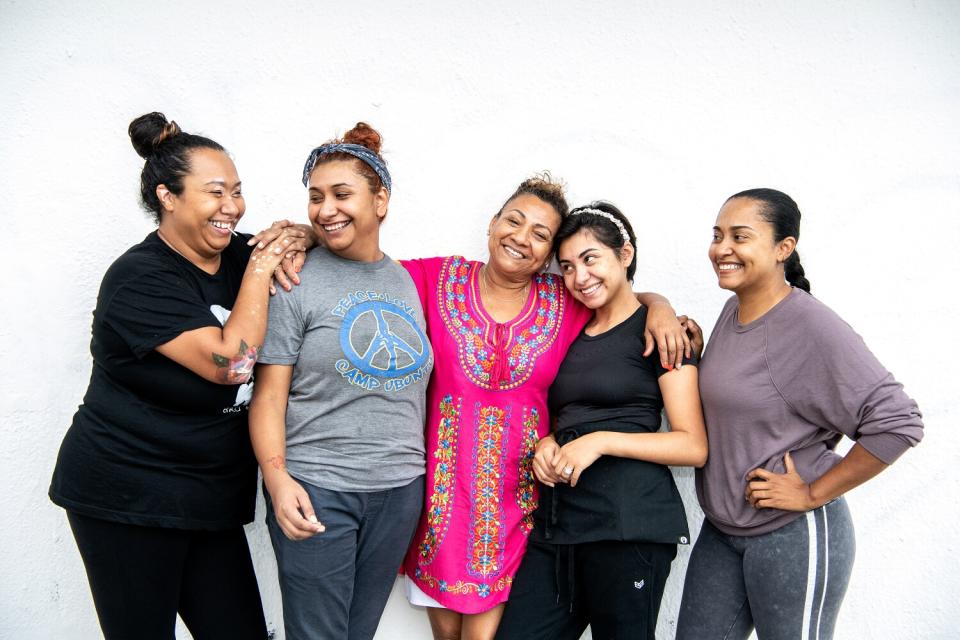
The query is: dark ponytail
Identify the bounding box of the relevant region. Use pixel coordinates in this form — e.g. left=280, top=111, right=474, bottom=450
left=728, top=187, right=811, bottom=293
left=784, top=251, right=810, bottom=293
left=128, top=112, right=225, bottom=224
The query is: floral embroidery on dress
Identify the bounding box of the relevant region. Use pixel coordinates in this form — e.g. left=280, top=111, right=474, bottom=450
left=467, top=404, right=508, bottom=578
left=515, top=407, right=539, bottom=536
left=438, top=256, right=564, bottom=390
left=414, top=567, right=513, bottom=599
left=418, top=395, right=461, bottom=565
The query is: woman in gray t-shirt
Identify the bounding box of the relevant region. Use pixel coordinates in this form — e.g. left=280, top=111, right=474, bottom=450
left=250, top=122, right=433, bottom=640
left=677, top=188, right=923, bottom=640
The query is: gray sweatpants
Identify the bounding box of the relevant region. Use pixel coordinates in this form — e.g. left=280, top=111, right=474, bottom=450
left=677, top=498, right=855, bottom=640
left=265, top=476, right=424, bottom=640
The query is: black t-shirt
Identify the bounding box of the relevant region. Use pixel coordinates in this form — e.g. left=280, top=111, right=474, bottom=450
left=49, top=232, right=258, bottom=530
left=532, top=305, right=697, bottom=545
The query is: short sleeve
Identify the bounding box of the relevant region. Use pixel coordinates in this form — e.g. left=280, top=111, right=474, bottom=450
left=102, top=268, right=221, bottom=358
left=258, top=285, right=306, bottom=365
left=399, top=257, right=433, bottom=312
left=640, top=307, right=699, bottom=378
left=652, top=347, right=699, bottom=378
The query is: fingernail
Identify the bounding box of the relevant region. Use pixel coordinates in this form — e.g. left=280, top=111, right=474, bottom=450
left=308, top=515, right=318, bottom=523
left=258, top=242, right=264, bottom=249
left=665, top=364, right=673, bottom=371
left=275, top=247, right=283, bottom=253
left=247, top=237, right=257, bottom=246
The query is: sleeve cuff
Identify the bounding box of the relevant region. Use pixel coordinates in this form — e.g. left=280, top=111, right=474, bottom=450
left=857, top=431, right=921, bottom=465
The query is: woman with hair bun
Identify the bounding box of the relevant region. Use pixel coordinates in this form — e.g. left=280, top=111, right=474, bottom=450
left=250, top=122, right=433, bottom=640
left=49, top=112, right=311, bottom=639
left=399, top=184, right=691, bottom=639
left=676, top=188, right=924, bottom=639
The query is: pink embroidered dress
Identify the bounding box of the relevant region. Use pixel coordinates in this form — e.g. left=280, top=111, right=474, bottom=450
left=400, top=256, right=590, bottom=613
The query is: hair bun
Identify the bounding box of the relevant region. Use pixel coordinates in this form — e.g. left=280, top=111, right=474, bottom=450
left=342, top=122, right=383, bottom=155
left=128, top=112, right=182, bottom=158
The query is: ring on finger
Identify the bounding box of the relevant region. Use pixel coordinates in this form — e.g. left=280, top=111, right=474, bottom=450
left=563, top=466, right=573, bottom=476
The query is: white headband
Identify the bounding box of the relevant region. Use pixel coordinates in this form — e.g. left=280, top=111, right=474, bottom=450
left=570, top=208, right=630, bottom=244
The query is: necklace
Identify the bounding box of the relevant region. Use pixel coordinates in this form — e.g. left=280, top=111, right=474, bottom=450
left=479, top=265, right=531, bottom=303
left=156, top=228, right=220, bottom=274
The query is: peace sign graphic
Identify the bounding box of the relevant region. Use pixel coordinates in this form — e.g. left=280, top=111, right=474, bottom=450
left=339, top=300, right=429, bottom=377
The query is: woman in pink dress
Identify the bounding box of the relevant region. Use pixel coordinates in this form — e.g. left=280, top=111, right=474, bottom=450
left=400, top=176, right=690, bottom=640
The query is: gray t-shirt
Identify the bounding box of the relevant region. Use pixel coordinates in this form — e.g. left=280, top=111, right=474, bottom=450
left=260, top=247, right=433, bottom=491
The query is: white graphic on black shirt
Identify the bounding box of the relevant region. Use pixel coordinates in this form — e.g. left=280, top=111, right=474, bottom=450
left=209, top=304, right=253, bottom=409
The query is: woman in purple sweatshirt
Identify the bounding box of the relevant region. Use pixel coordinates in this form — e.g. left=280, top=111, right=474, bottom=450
left=676, top=188, right=923, bottom=640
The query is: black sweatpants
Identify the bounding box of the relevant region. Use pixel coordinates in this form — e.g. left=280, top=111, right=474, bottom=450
left=67, top=511, right=267, bottom=640
left=496, top=539, right=676, bottom=640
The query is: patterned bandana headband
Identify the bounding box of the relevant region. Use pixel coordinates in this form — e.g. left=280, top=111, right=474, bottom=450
left=301, top=143, right=392, bottom=193
left=571, top=208, right=631, bottom=244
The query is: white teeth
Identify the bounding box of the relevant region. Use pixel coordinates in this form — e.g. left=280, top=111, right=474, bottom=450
left=324, top=221, right=350, bottom=232
left=581, top=283, right=601, bottom=295
left=504, top=246, right=524, bottom=259
left=211, top=220, right=233, bottom=229
left=718, top=263, right=742, bottom=271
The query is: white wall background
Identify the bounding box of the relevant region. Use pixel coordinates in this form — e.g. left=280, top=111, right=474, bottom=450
left=2, top=1, right=958, bottom=638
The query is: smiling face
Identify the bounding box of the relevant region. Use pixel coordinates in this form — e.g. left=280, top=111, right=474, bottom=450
left=709, top=197, right=795, bottom=294
left=157, top=148, right=244, bottom=261
left=307, top=159, right=388, bottom=262
left=558, top=228, right=634, bottom=310
left=486, top=193, right=561, bottom=280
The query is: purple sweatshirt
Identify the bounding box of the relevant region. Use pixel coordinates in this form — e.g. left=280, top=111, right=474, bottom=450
left=696, top=288, right=923, bottom=536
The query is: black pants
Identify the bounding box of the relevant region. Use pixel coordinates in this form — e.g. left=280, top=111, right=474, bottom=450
left=67, top=511, right=267, bottom=640
left=496, top=539, right=676, bottom=640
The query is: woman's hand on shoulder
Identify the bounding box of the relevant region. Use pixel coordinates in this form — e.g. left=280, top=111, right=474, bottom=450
left=638, top=294, right=691, bottom=370
left=677, top=315, right=705, bottom=359
left=246, top=220, right=315, bottom=294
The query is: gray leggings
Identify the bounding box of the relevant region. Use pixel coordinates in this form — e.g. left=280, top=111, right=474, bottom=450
left=677, top=498, right=855, bottom=640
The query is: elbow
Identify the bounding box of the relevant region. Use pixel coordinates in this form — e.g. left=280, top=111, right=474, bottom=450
left=689, top=441, right=708, bottom=468
left=216, top=370, right=253, bottom=385
left=692, top=447, right=708, bottom=468
left=214, top=353, right=259, bottom=385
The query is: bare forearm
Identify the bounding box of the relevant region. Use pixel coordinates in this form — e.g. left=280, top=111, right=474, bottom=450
left=220, top=269, right=273, bottom=348
left=249, top=372, right=292, bottom=491
left=636, top=291, right=670, bottom=306
left=155, top=267, right=275, bottom=385
left=598, top=430, right=707, bottom=467
left=808, top=443, right=888, bottom=507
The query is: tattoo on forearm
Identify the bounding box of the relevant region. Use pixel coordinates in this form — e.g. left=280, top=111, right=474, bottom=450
left=213, top=340, right=261, bottom=384
left=266, top=455, right=285, bottom=471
